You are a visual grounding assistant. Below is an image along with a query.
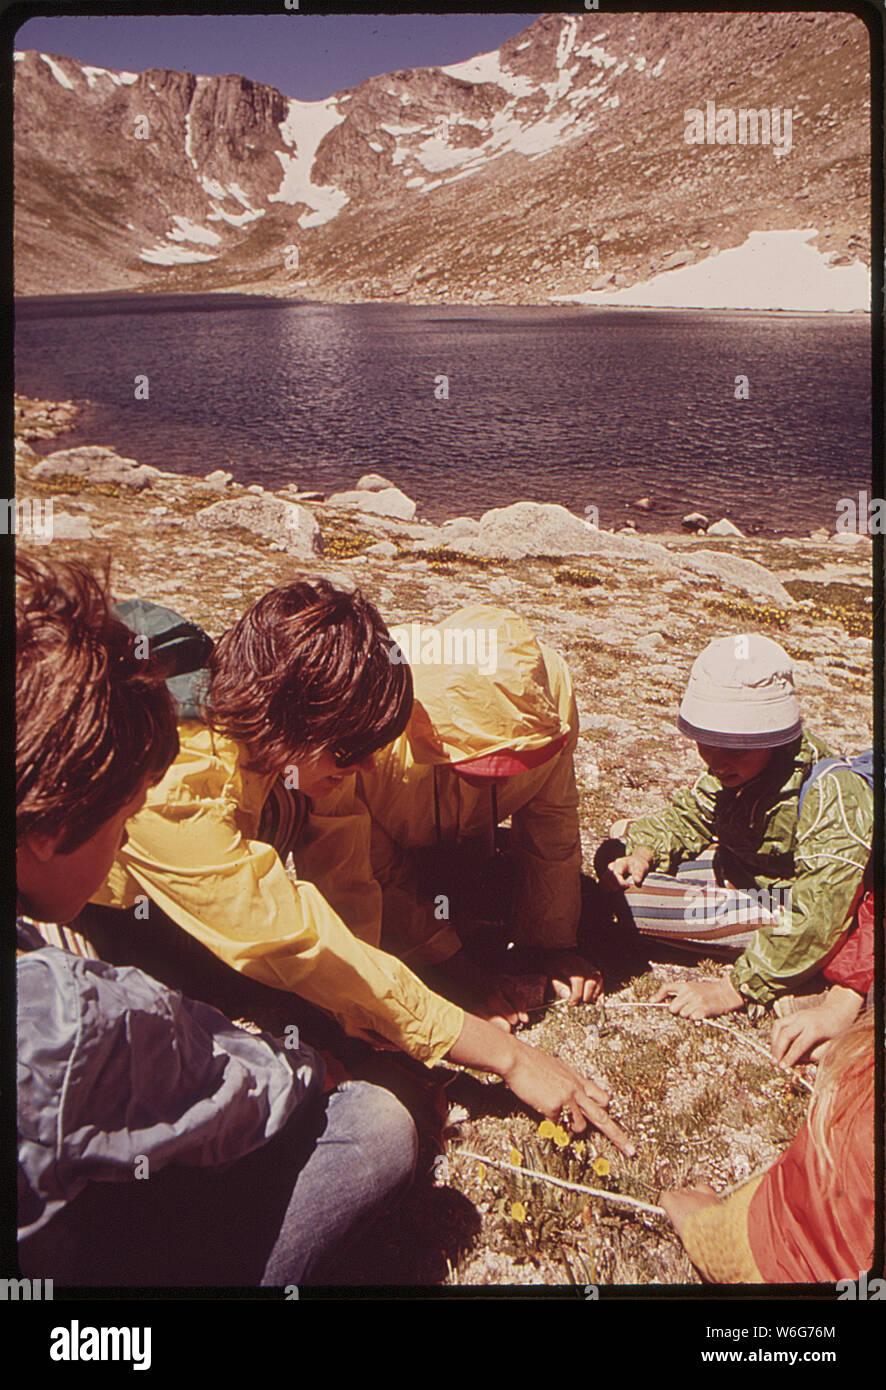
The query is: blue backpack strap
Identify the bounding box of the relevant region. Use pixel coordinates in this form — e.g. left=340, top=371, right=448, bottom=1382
left=847, top=748, right=875, bottom=791
left=113, top=598, right=213, bottom=721
left=798, top=749, right=875, bottom=817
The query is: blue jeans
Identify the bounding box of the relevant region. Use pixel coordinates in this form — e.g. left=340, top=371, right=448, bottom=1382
left=260, top=1080, right=419, bottom=1286
left=20, top=1081, right=418, bottom=1288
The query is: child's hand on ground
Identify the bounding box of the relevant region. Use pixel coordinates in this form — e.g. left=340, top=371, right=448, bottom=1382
left=601, top=848, right=655, bottom=891
left=771, top=986, right=864, bottom=1068
left=652, top=977, right=744, bottom=1019
left=542, top=949, right=604, bottom=1004
left=659, top=1184, right=720, bottom=1236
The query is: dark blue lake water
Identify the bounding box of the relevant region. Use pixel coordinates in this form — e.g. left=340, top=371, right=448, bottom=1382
left=15, top=295, right=872, bottom=535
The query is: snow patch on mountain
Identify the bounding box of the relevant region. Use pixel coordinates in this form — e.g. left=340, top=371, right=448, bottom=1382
left=82, top=64, right=138, bottom=88
left=40, top=54, right=74, bottom=90
left=207, top=203, right=264, bottom=227
left=556, top=16, right=579, bottom=69
left=139, top=243, right=218, bottom=266
left=198, top=175, right=265, bottom=226
left=380, top=122, right=426, bottom=136
left=414, top=132, right=478, bottom=173
left=200, top=176, right=228, bottom=200
left=440, top=49, right=534, bottom=98
left=168, top=217, right=222, bottom=246
left=269, top=97, right=348, bottom=227
left=228, top=183, right=259, bottom=211
left=575, top=43, right=619, bottom=67
left=184, top=112, right=197, bottom=170
left=554, top=231, right=870, bottom=312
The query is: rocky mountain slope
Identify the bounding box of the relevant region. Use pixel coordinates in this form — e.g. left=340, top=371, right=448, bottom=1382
left=15, top=10, right=870, bottom=301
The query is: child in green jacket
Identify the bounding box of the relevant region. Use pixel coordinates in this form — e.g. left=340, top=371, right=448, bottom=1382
left=599, top=635, right=873, bottom=1020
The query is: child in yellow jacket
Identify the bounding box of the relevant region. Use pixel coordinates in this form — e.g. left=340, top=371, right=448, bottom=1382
left=94, top=580, right=632, bottom=1152
left=317, top=605, right=601, bottom=1024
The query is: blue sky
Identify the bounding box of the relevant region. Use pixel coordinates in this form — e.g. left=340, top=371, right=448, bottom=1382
left=14, top=13, right=540, bottom=101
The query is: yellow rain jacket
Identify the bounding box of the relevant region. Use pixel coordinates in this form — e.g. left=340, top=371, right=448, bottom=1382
left=319, top=605, right=582, bottom=966
left=92, top=722, right=463, bottom=1064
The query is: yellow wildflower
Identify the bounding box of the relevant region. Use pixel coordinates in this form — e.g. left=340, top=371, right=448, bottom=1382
left=509, top=1147, right=522, bottom=1166
left=538, top=1119, right=556, bottom=1139
left=510, top=1201, right=527, bottom=1223
left=553, top=1126, right=570, bottom=1148
left=476, top=1163, right=487, bottom=1182
left=593, top=1156, right=611, bottom=1177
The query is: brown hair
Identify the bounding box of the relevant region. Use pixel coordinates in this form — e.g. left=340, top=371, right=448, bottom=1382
left=206, top=578, right=413, bottom=775
left=16, top=555, right=179, bottom=853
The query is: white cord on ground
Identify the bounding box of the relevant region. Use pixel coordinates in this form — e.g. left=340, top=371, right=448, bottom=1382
left=599, top=999, right=815, bottom=1093
left=456, top=1149, right=667, bottom=1217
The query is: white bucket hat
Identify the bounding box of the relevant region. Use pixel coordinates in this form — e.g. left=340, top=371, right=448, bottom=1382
left=677, top=635, right=802, bottom=749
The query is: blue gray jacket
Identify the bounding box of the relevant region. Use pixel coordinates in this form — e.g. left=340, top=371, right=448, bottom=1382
left=17, top=918, right=323, bottom=1246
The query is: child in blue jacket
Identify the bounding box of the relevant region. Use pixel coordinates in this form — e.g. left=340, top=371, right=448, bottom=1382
left=15, top=554, right=417, bottom=1287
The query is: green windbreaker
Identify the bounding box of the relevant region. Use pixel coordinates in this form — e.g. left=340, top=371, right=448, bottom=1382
left=623, top=732, right=874, bottom=1009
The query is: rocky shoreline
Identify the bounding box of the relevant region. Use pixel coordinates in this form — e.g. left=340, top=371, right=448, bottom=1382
left=14, top=389, right=873, bottom=752
left=15, top=393, right=874, bottom=550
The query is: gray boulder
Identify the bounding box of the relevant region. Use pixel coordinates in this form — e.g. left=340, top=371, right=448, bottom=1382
left=682, top=510, right=709, bottom=531
left=411, top=517, right=480, bottom=552
left=194, top=495, right=322, bottom=559
left=349, top=513, right=439, bottom=541
left=203, top=469, right=233, bottom=489
left=439, top=515, right=481, bottom=540
left=50, top=511, right=94, bottom=540
left=365, top=540, right=399, bottom=560
left=15, top=438, right=39, bottom=466
left=830, top=531, right=871, bottom=547
left=355, top=472, right=396, bottom=492
left=31, top=446, right=160, bottom=491
left=453, top=502, right=678, bottom=570
left=681, top=550, right=794, bottom=607
left=326, top=487, right=417, bottom=521
left=706, top=518, right=746, bottom=538
left=635, top=632, right=667, bottom=653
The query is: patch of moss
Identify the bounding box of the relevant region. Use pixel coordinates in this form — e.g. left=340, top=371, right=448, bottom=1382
left=168, top=488, right=234, bottom=516
left=783, top=579, right=873, bottom=637
left=703, top=595, right=791, bottom=630
left=324, top=533, right=371, bottom=559
left=318, top=517, right=377, bottom=559
left=423, top=547, right=493, bottom=568
left=26, top=472, right=123, bottom=500
left=556, top=565, right=603, bottom=589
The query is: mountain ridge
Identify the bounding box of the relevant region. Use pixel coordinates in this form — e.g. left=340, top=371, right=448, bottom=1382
left=14, top=10, right=870, bottom=302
